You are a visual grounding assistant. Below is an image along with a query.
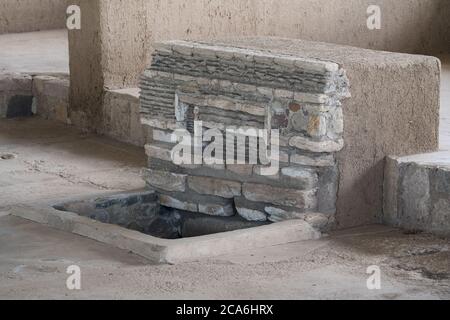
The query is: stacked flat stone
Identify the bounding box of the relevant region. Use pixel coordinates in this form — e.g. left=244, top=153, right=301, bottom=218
left=140, top=40, right=350, bottom=227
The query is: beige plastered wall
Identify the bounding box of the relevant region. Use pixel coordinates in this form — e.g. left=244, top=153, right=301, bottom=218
left=0, top=0, right=68, bottom=34
left=70, top=0, right=450, bottom=91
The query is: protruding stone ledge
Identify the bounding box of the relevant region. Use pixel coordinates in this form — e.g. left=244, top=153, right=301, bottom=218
left=236, top=206, right=268, bottom=222
left=179, top=93, right=267, bottom=117
left=155, top=40, right=340, bottom=74
left=159, top=194, right=198, bottom=213
left=198, top=202, right=235, bottom=217
left=290, top=153, right=335, bottom=167
left=289, top=136, right=344, bottom=153
left=151, top=40, right=349, bottom=96
left=242, top=183, right=317, bottom=210
left=142, top=169, right=187, bottom=192
left=141, top=117, right=177, bottom=131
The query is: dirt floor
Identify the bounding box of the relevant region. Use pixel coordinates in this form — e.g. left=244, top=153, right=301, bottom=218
left=0, top=118, right=449, bottom=300
left=0, top=30, right=69, bottom=74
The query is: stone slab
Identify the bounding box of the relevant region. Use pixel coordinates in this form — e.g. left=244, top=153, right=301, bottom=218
left=9, top=205, right=321, bottom=264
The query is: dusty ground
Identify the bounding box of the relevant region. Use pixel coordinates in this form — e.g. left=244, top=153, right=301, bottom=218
left=0, top=118, right=145, bottom=210
left=0, top=30, right=69, bottom=74
left=0, top=118, right=449, bottom=300
left=440, top=55, right=450, bottom=150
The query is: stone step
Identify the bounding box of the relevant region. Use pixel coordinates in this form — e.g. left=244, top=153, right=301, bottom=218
left=1, top=73, right=70, bottom=121
left=384, top=151, right=450, bottom=236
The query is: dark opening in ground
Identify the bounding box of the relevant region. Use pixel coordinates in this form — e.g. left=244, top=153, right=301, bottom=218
left=53, top=190, right=269, bottom=239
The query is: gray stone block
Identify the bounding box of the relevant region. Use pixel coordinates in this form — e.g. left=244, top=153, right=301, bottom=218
left=188, top=176, right=242, bottom=199
left=289, top=136, right=344, bottom=153
left=384, top=153, right=450, bottom=235
left=399, top=164, right=431, bottom=230
left=198, top=202, right=235, bottom=217
left=281, top=167, right=319, bottom=189
left=142, top=169, right=187, bottom=192
left=290, top=153, right=335, bottom=167
left=236, top=207, right=268, bottom=222
left=159, top=194, right=198, bottom=212
left=145, top=143, right=173, bottom=162
left=243, top=183, right=317, bottom=209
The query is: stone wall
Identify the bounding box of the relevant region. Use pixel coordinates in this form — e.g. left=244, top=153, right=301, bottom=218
left=0, top=0, right=68, bottom=34
left=147, top=0, right=449, bottom=55
left=140, top=38, right=440, bottom=229
left=140, top=40, right=350, bottom=229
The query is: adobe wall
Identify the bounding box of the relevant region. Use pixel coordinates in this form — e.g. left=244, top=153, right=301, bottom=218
left=0, top=0, right=68, bottom=34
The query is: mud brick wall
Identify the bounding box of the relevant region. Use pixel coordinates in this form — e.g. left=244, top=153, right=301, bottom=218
left=140, top=40, right=350, bottom=229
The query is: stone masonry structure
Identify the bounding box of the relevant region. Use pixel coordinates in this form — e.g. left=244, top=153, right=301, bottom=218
left=140, top=39, right=350, bottom=229
left=140, top=38, right=440, bottom=230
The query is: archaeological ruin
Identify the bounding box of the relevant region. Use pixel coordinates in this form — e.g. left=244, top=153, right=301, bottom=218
left=0, top=0, right=449, bottom=300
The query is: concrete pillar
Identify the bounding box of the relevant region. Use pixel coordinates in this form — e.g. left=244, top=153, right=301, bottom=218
left=68, top=0, right=148, bottom=131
